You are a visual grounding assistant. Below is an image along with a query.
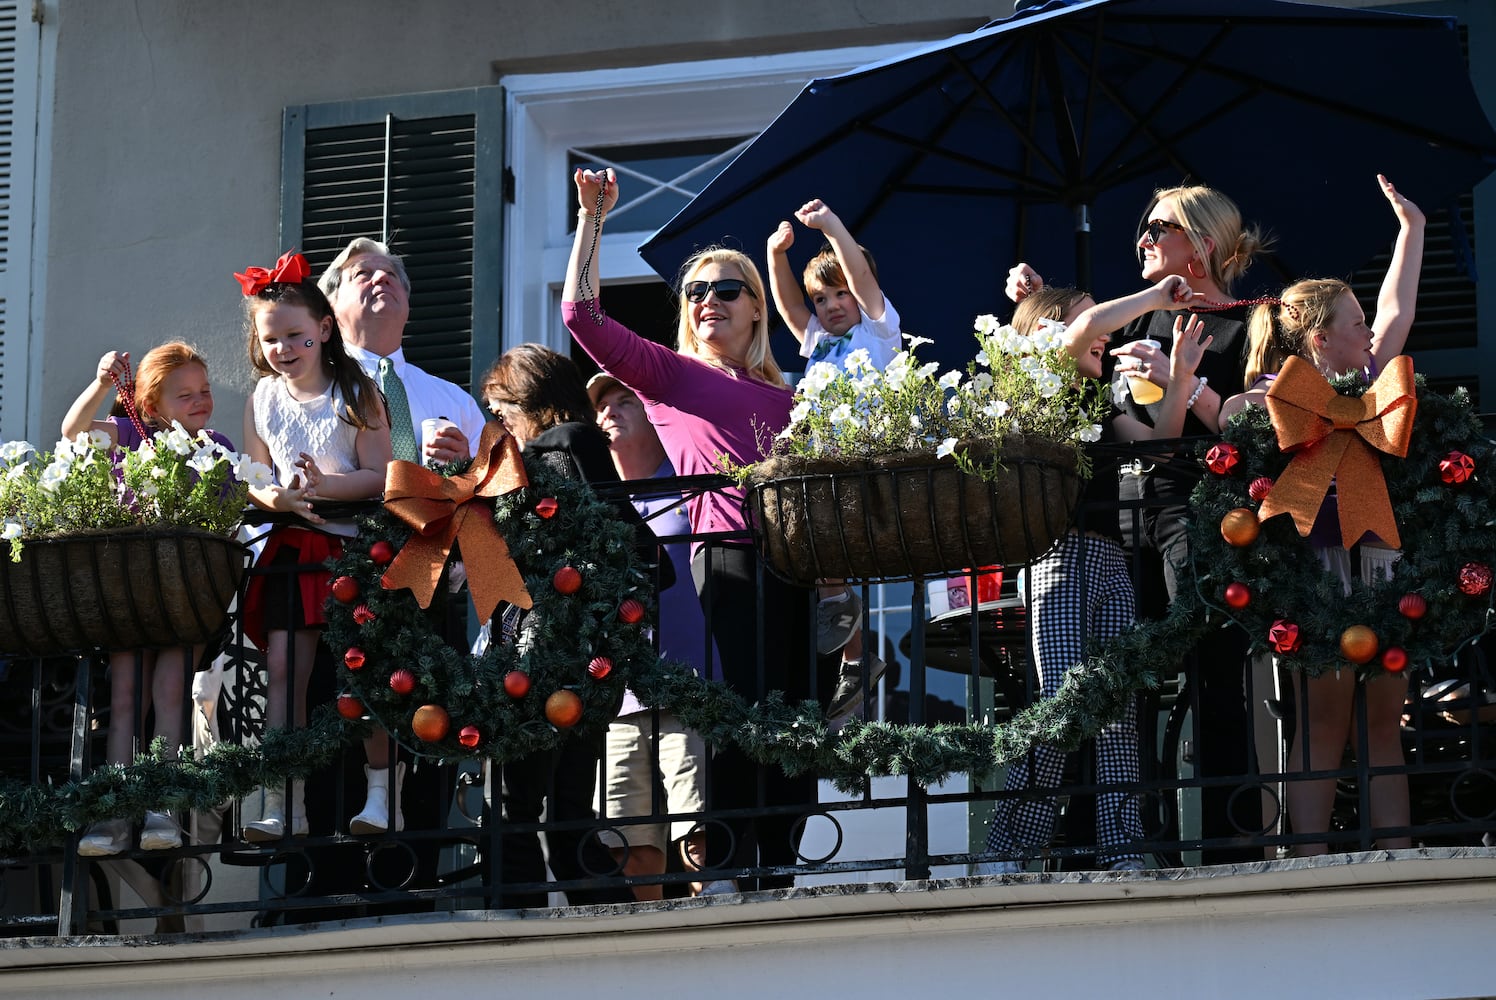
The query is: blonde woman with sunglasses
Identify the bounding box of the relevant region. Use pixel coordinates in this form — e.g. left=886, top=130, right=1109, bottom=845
left=563, top=167, right=818, bottom=894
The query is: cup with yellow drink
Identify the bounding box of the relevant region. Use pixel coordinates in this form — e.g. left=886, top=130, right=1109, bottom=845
left=1119, top=338, right=1164, bottom=405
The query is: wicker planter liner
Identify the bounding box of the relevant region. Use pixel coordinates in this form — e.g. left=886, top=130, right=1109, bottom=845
left=746, top=440, right=1081, bottom=585
left=0, top=527, right=249, bottom=657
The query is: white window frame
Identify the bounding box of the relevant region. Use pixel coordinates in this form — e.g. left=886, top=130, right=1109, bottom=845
left=499, top=44, right=918, bottom=355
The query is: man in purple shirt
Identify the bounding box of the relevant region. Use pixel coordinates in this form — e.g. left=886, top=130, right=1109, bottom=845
left=589, top=373, right=729, bottom=898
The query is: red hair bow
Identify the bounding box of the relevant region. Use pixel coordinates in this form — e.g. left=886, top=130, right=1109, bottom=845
left=234, top=251, right=311, bottom=297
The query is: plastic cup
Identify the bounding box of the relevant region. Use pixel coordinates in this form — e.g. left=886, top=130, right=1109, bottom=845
left=421, top=416, right=456, bottom=461
left=1121, top=339, right=1164, bottom=405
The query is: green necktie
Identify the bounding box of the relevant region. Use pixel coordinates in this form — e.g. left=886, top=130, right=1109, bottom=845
left=378, top=357, right=419, bottom=463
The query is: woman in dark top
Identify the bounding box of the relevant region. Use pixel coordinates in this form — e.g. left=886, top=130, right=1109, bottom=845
left=1010, top=185, right=1272, bottom=863
left=478, top=343, right=641, bottom=906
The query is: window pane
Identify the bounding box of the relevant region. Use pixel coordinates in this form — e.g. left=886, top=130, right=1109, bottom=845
left=568, top=137, right=750, bottom=234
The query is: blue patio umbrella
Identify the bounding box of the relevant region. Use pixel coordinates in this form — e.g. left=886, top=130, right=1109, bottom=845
left=638, top=0, right=1496, bottom=371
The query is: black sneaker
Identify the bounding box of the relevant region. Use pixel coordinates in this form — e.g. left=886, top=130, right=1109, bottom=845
left=827, top=654, right=887, bottom=720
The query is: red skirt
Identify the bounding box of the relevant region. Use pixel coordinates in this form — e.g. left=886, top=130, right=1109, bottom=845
left=240, top=527, right=344, bottom=650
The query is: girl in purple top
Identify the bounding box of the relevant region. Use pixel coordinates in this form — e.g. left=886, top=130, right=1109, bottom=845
left=61, top=341, right=232, bottom=856
left=1219, top=175, right=1425, bottom=857
left=564, top=167, right=816, bottom=891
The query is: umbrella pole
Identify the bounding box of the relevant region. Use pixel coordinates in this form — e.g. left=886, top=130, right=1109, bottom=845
left=1074, top=202, right=1092, bottom=293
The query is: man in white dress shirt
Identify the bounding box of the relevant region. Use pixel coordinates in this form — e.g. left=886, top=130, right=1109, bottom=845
left=319, top=238, right=486, bottom=462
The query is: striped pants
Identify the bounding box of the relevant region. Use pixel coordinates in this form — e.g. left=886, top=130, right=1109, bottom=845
left=986, top=533, right=1143, bottom=866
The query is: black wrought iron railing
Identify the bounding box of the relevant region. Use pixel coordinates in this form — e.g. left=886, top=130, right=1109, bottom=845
left=0, top=437, right=1492, bottom=936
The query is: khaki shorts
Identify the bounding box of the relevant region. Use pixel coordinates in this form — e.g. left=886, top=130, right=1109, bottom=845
left=598, top=710, right=707, bottom=854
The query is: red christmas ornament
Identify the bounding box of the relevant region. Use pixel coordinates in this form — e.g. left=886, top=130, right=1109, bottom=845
left=1268, top=619, right=1302, bottom=654
left=535, top=497, right=560, bottom=519
left=389, top=668, right=416, bottom=695
left=352, top=603, right=376, bottom=625
left=411, top=704, right=450, bottom=743
left=1223, top=582, right=1251, bottom=610
left=503, top=670, right=531, bottom=699
left=1381, top=646, right=1409, bottom=673
left=553, top=565, right=583, bottom=595
left=458, top=725, right=482, bottom=749
left=1204, top=442, right=1240, bottom=476
left=1398, top=593, right=1428, bottom=620
left=1440, top=450, right=1475, bottom=485
left=588, top=655, right=614, bottom=680
left=545, top=689, right=584, bottom=728
left=369, top=540, right=396, bottom=566
left=336, top=693, right=365, bottom=720
left=343, top=647, right=366, bottom=671
left=1248, top=476, right=1274, bottom=502
left=618, top=598, right=646, bottom=624
left=1458, top=562, right=1493, bottom=597
left=330, top=575, right=360, bottom=604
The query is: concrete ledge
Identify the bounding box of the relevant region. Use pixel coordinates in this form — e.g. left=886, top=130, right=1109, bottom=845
left=2, top=848, right=1494, bottom=999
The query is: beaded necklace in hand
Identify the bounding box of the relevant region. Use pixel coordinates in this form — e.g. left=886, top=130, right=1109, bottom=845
left=576, top=181, right=609, bottom=325
left=107, top=357, right=153, bottom=443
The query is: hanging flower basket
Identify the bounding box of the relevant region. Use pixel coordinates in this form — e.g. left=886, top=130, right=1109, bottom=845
left=746, top=438, right=1081, bottom=585
left=0, top=526, right=248, bottom=657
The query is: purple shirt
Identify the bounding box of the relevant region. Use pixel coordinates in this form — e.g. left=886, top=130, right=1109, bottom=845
left=617, top=457, right=720, bottom=716
left=563, top=301, right=792, bottom=538
left=110, top=416, right=235, bottom=455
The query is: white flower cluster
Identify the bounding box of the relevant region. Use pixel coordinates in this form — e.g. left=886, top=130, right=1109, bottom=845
left=771, top=320, right=1107, bottom=475
left=0, top=422, right=267, bottom=561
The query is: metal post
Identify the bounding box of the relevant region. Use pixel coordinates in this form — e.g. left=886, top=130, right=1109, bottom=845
left=905, top=579, right=930, bottom=881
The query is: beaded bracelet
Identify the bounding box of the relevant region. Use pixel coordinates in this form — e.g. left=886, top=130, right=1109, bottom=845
left=1187, top=375, right=1209, bottom=408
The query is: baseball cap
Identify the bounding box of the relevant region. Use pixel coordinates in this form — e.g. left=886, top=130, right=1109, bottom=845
left=586, top=372, right=629, bottom=408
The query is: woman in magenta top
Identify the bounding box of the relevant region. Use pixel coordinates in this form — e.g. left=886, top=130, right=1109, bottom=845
left=563, top=167, right=815, bottom=892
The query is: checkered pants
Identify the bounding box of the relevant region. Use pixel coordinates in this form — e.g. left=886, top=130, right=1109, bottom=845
left=986, top=533, right=1143, bottom=865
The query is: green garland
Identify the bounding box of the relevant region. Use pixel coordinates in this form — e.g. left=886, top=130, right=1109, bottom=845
left=5, top=380, right=1494, bottom=853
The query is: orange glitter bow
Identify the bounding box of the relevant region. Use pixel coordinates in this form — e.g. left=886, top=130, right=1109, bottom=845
left=380, top=420, right=533, bottom=621
left=1259, top=355, right=1417, bottom=549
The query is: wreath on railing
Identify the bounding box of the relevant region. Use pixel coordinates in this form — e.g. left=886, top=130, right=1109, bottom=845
left=1189, top=359, right=1496, bottom=678
left=4, top=372, right=1495, bottom=854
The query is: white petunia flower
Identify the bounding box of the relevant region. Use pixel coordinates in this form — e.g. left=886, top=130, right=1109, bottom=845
left=152, top=466, right=169, bottom=479
left=87, top=429, right=113, bottom=451
left=1, top=521, right=22, bottom=541
left=935, top=437, right=959, bottom=459
left=903, top=334, right=934, bottom=349
left=39, top=461, right=71, bottom=493
left=0, top=441, right=34, bottom=463
left=188, top=448, right=219, bottom=475
left=789, top=400, right=813, bottom=425
left=138, top=481, right=160, bottom=498
left=245, top=462, right=274, bottom=488
left=1036, top=372, right=1063, bottom=397
left=938, top=370, right=963, bottom=390
left=843, top=348, right=874, bottom=374
left=982, top=400, right=1011, bottom=420
left=830, top=403, right=854, bottom=424
left=1078, top=423, right=1103, bottom=443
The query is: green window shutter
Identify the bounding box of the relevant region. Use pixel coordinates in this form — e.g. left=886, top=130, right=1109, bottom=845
left=282, top=90, right=504, bottom=394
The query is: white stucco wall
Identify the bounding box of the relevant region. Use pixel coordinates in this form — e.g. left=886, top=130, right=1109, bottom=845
left=24, top=0, right=994, bottom=443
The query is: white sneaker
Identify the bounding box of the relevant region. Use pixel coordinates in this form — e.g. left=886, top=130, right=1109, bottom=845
left=140, top=811, right=183, bottom=851
left=77, top=818, right=130, bottom=857
left=973, top=860, right=1023, bottom=876
left=698, top=879, right=737, bottom=896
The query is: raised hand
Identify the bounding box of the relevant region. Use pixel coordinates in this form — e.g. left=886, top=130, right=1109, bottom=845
left=1005, top=263, right=1043, bottom=303
left=793, top=198, right=838, bottom=231
left=96, top=351, right=130, bottom=386
left=1378, top=174, right=1424, bottom=229
left=1169, top=314, right=1213, bottom=384
left=768, top=220, right=795, bottom=255
left=574, top=167, right=618, bottom=216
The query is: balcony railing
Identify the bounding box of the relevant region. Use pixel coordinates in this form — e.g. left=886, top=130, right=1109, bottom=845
left=1, top=437, right=1493, bottom=936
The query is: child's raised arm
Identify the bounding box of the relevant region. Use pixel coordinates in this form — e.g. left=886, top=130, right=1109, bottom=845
left=795, top=199, right=888, bottom=323
left=1369, top=174, right=1425, bottom=372
left=61, top=351, right=130, bottom=445
left=1065, top=274, right=1196, bottom=358
left=767, top=220, right=812, bottom=344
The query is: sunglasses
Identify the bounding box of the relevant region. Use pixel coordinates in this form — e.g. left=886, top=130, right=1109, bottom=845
left=1140, top=218, right=1190, bottom=246
left=683, top=278, right=757, bottom=303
